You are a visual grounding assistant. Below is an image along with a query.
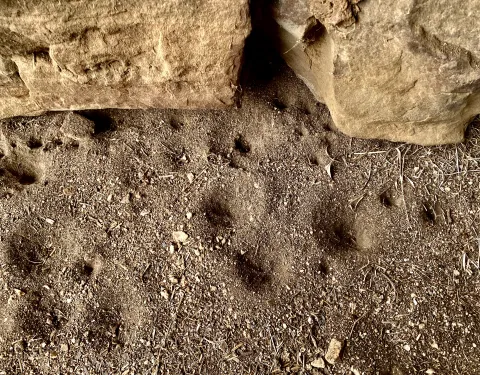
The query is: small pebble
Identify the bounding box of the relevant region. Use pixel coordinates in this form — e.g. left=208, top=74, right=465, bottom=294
left=172, top=231, right=188, bottom=243
left=14, top=288, right=25, bottom=297
left=160, top=288, right=170, bottom=300
left=311, top=358, right=325, bottom=369
left=325, top=338, right=343, bottom=364
left=121, top=193, right=131, bottom=204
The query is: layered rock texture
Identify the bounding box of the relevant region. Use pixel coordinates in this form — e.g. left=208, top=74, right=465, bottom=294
left=271, top=0, right=480, bottom=145
left=0, top=0, right=250, bottom=118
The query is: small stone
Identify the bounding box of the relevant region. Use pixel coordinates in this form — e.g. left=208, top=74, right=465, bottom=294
left=311, top=358, right=325, bottom=369
left=325, top=338, right=343, bottom=364
left=425, top=370, right=435, bottom=375
left=121, top=193, right=131, bottom=204
left=325, top=162, right=333, bottom=180
left=186, top=212, right=193, bottom=220
left=186, top=173, right=194, bottom=183
left=60, top=343, right=69, bottom=352
left=178, top=154, right=188, bottom=164
left=403, top=344, right=411, bottom=352
left=14, top=288, right=25, bottom=297
left=172, top=231, right=188, bottom=244
left=160, top=288, right=170, bottom=300
left=180, top=275, right=187, bottom=287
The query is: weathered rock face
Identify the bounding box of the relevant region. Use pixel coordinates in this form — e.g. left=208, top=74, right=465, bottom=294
left=270, top=0, right=480, bottom=145
left=0, top=0, right=250, bottom=119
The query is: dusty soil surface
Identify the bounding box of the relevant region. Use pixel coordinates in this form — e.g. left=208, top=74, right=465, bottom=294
left=1, top=40, right=480, bottom=375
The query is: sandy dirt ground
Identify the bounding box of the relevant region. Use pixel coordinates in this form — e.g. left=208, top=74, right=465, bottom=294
left=1, top=37, right=480, bottom=375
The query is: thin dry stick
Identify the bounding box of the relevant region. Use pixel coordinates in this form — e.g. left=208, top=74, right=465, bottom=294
left=397, top=147, right=411, bottom=228
left=348, top=311, right=368, bottom=339
left=455, top=146, right=460, bottom=174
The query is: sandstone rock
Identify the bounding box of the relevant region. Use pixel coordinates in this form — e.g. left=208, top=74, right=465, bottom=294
left=0, top=0, right=250, bottom=119
left=269, top=0, right=480, bottom=145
